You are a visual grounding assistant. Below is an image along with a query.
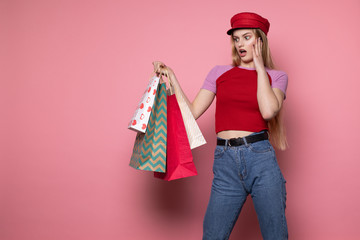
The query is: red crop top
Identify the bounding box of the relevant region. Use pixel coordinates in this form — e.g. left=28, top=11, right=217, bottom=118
left=215, top=67, right=272, bottom=133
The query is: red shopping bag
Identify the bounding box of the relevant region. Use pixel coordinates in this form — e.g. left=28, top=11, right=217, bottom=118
left=154, top=93, right=197, bottom=181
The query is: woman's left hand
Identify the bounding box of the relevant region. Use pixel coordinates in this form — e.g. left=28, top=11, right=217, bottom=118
left=252, top=37, right=266, bottom=73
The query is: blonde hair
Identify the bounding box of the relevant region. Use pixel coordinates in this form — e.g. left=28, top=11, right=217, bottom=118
left=230, top=29, right=288, bottom=150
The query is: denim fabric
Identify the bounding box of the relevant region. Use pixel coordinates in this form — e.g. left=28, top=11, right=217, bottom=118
left=203, top=131, right=288, bottom=240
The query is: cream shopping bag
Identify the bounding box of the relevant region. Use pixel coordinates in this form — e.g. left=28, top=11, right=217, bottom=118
left=174, top=89, right=206, bottom=149
left=160, top=68, right=206, bottom=149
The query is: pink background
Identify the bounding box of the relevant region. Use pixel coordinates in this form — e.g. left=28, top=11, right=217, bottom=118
left=1, top=0, right=360, bottom=239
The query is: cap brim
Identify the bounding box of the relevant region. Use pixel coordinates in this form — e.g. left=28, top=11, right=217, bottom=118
left=227, top=27, right=248, bottom=35
left=226, top=28, right=234, bottom=35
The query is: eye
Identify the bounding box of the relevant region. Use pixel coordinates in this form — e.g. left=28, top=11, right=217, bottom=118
left=233, top=38, right=239, bottom=42
left=245, top=35, right=250, bottom=40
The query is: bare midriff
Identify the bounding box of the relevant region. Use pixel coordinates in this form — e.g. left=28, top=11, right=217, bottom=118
left=217, top=130, right=254, bottom=139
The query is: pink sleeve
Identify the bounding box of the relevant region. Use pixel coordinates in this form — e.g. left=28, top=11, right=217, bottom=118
left=268, top=69, right=288, bottom=99
left=201, top=65, right=233, bottom=94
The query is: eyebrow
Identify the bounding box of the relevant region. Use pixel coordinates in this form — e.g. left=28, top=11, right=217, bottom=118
left=233, top=32, right=252, bottom=38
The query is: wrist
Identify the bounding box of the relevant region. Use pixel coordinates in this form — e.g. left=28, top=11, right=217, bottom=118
left=256, top=67, right=266, bottom=75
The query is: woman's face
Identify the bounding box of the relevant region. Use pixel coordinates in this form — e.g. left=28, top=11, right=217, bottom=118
left=232, top=29, right=257, bottom=64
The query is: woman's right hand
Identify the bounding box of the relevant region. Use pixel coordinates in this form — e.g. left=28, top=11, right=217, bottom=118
left=152, top=61, right=175, bottom=78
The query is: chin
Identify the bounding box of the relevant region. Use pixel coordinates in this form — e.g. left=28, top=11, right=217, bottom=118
left=241, top=58, right=253, bottom=63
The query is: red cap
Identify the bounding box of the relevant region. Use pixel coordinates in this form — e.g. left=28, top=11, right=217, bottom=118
left=226, top=12, right=270, bottom=35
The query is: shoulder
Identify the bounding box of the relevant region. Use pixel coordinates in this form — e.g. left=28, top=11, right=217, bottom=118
left=266, top=68, right=289, bottom=99
left=266, top=68, right=288, bottom=81
left=207, top=65, right=234, bottom=79
left=201, top=65, right=234, bottom=94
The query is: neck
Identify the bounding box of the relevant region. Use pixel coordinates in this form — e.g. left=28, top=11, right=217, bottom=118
left=240, top=61, right=255, bottom=69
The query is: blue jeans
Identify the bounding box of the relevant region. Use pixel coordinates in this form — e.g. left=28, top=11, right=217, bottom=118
left=203, top=131, right=288, bottom=240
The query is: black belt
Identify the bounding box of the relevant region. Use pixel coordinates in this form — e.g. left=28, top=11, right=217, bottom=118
left=217, top=131, right=269, bottom=146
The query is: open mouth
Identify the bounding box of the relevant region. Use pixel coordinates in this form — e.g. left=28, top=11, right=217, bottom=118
left=239, top=49, right=247, bottom=57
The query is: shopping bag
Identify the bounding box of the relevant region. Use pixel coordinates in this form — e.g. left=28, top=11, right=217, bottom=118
left=129, top=82, right=167, bottom=172
left=154, top=86, right=197, bottom=181
left=174, top=89, right=206, bottom=149
left=128, top=74, right=160, bottom=133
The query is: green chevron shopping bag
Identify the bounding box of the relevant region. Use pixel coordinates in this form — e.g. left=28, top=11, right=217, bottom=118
left=129, top=82, right=167, bottom=172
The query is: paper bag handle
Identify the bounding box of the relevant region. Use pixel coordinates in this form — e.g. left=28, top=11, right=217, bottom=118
left=155, top=67, right=174, bottom=95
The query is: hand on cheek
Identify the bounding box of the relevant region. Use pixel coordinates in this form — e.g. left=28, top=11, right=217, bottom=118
left=253, top=37, right=265, bottom=72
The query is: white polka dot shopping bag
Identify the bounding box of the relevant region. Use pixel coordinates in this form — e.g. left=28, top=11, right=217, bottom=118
left=128, top=74, right=160, bottom=133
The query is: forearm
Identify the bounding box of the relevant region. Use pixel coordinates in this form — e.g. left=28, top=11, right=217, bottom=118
left=256, top=70, right=281, bottom=120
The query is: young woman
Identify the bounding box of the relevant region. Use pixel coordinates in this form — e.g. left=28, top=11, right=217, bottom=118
left=154, top=12, right=288, bottom=240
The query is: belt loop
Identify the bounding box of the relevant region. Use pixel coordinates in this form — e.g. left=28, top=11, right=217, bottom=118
left=242, top=136, right=248, bottom=147
left=224, top=139, right=229, bottom=150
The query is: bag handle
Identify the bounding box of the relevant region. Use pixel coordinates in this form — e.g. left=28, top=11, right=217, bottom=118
left=155, top=66, right=174, bottom=95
